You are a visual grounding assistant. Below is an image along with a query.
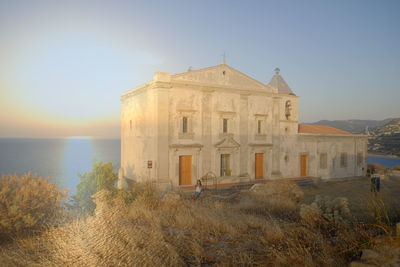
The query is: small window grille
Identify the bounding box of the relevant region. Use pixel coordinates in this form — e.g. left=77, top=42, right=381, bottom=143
left=284, top=155, right=289, bottom=163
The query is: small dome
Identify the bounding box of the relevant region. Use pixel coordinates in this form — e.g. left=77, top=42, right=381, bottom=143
left=268, top=68, right=294, bottom=94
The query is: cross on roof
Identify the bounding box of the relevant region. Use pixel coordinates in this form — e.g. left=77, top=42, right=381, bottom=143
left=221, top=52, right=227, bottom=64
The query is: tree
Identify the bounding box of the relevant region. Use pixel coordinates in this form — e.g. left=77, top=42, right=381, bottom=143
left=75, top=159, right=118, bottom=215
left=0, top=172, right=67, bottom=238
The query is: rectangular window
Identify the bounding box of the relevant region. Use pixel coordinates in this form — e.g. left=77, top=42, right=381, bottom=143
left=340, top=153, right=348, bottom=168
left=357, top=152, right=363, bottom=167
left=320, top=153, right=327, bottom=169
left=257, top=120, right=262, bottom=134
left=182, top=117, right=188, bottom=133
left=220, top=154, right=231, bottom=176
left=223, top=118, right=228, bottom=133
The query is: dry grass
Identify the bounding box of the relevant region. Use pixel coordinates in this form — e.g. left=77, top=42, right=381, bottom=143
left=1, top=179, right=396, bottom=266
left=301, top=177, right=400, bottom=222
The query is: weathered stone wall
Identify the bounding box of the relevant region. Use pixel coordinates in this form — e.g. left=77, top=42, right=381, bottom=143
left=279, top=134, right=367, bottom=179
left=121, top=86, right=157, bottom=183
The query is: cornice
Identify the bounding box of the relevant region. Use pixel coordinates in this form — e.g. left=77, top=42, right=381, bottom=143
left=280, top=120, right=299, bottom=123
left=121, top=84, right=150, bottom=102
left=121, top=77, right=287, bottom=101
left=248, top=143, right=273, bottom=147
left=169, top=143, right=204, bottom=149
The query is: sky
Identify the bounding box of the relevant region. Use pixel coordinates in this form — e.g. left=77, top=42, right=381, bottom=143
left=0, top=0, right=399, bottom=138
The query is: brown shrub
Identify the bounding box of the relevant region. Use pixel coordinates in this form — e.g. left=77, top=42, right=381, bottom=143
left=0, top=172, right=67, bottom=238
left=236, top=192, right=299, bottom=221
left=368, top=163, right=386, bottom=172
left=250, top=180, right=304, bottom=203
left=392, top=165, right=400, bottom=171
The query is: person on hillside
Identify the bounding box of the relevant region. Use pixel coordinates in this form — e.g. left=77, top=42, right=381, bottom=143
left=375, top=172, right=381, bottom=192
left=192, top=179, right=202, bottom=200
left=370, top=169, right=380, bottom=195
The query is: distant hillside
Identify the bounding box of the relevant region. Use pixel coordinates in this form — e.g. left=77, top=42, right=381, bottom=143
left=369, top=118, right=400, bottom=157
left=306, top=118, right=400, bottom=157
left=307, top=118, right=393, bottom=134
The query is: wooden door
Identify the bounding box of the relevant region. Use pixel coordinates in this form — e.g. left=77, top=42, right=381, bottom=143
left=300, top=155, right=307, bottom=177
left=255, top=153, right=264, bottom=179
left=179, top=155, right=192, bottom=185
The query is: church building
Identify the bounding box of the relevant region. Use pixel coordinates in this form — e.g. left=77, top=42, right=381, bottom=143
left=118, top=62, right=368, bottom=188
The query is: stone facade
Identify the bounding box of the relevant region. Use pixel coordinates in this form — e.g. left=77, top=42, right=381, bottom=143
left=118, top=63, right=368, bottom=188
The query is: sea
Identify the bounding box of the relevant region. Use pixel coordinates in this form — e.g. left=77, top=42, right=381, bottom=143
left=367, top=156, right=400, bottom=168
left=0, top=138, right=120, bottom=195
left=0, top=138, right=399, bottom=196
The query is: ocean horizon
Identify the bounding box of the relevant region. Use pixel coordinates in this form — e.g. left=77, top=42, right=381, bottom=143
left=1, top=138, right=399, bottom=196
left=0, top=138, right=120, bottom=195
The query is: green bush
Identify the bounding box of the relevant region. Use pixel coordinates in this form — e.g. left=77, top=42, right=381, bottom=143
left=0, top=172, right=67, bottom=237
left=300, top=195, right=350, bottom=227
left=75, top=160, right=118, bottom=215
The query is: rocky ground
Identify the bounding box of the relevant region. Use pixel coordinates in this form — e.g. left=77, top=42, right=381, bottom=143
left=350, top=237, right=400, bottom=267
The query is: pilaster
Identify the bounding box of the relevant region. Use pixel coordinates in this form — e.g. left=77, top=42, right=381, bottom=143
left=240, top=94, right=249, bottom=175
left=201, top=91, right=212, bottom=174
left=272, top=97, right=281, bottom=176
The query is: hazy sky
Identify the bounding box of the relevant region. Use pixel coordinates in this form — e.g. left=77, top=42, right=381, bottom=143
left=1, top=0, right=399, bottom=138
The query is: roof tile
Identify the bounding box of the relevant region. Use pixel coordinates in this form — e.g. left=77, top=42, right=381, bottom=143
left=298, top=124, right=352, bottom=135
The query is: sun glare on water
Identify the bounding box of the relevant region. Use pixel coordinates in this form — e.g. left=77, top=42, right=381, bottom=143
left=68, top=136, right=94, bottom=140
left=61, top=136, right=95, bottom=195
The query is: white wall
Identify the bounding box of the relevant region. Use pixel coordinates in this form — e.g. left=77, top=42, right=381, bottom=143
left=121, top=88, right=157, bottom=182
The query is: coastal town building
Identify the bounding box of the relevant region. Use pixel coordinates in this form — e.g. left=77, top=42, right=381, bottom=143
left=118, top=62, right=368, bottom=188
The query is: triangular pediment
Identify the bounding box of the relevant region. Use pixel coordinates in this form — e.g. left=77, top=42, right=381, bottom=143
left=215, top=137, right=240, bottom=148
left=172, top=64, right=275, bottom=92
